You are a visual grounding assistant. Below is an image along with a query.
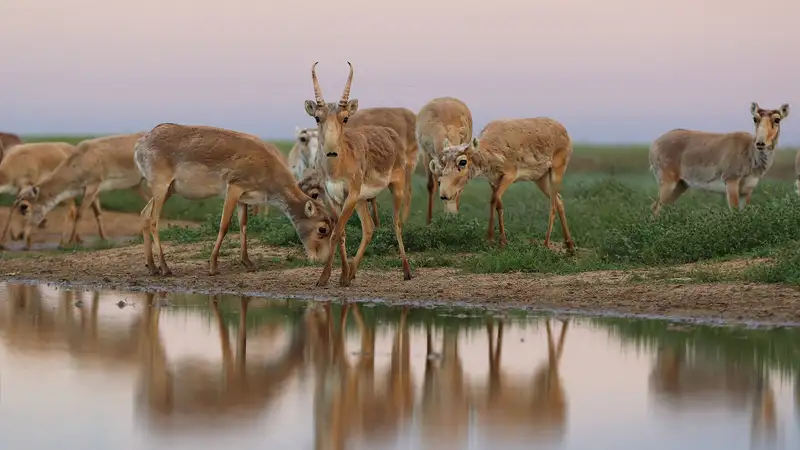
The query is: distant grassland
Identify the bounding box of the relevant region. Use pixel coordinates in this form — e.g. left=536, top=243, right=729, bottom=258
left=4, top=134, right=800, bottom=284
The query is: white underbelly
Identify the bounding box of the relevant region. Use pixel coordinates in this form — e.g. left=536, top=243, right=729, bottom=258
left=325, top=180, right=348, bottom=205
left=685, top=179, right=728, bottom=194
left=359, top=184, right=386, bottom=200
left=99, top=175, right=140, bottom=192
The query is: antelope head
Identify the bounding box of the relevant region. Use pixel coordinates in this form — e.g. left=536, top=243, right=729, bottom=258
left=295, top=127, right=320, bottom=163
left=751, top=102, right=790, bottom=151
left=304, top=62, right=359, bottom=160
left=14, top=185, right=45, bottom=225
left=294, top=197, right=335, bottom=263
left=432, top=137, right=480, bottom=212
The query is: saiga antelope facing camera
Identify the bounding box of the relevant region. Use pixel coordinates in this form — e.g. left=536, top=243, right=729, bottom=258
left=304, top=62, right=412, bottom=287
left=134, top=123, right=334, bottom=276
left=431, top=118, right=575, bottom=252
left=649, top=102, right=790, bottom=214
left=416, top=97, right=473, bottom=223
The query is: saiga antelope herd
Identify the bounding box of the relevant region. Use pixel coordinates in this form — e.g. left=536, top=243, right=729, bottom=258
left=0, top=62, right=792, bottom=287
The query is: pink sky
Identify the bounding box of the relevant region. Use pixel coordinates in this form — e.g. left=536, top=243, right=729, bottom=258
left=2, top=0, right=798, bottom=144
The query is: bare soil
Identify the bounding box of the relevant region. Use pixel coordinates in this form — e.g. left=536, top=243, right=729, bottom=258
left=1, top=215, right=798, bottom=325
left=0, top=206, right=196, bottom=250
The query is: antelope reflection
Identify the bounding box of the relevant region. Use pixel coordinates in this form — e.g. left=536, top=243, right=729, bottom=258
left=649, top=343, right=777, bottom=444
left=476, top=317, right=569, bottom=443
left=0, top=284, right=150, bottom=367
left=136, top=295, right=308, bottom=430
left=312, top=303, right=414, bottom=450
left=418, top=323, right=471, bottom=449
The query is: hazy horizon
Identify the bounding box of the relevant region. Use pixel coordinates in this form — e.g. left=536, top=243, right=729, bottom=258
left=2, top=0, right=798, bottom=144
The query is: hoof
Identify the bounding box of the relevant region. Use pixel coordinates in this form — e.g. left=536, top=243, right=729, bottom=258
left=403, top=273, right=412, bottom=281
left=316, top=279, right=329, bottom=287
left=208, top=268, right=220, bottom=276
left=160, top=268, right=173, bottom=276
left=241, top=260, right=257, bottom=271
left=148, top=267, right=160, bottom=276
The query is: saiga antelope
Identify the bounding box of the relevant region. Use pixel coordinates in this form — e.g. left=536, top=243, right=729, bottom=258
left=304, top=62, right=412, bottom=287
left=431, top=118, right=575, bottom=252
left=416, top=97, right=473, bottom=224
left=134, top=123, right=334, bottom=276
left=346, top=106, right=419, bottom=225
left=289, top=124, right=382, bottom=227
left=15, top=132, right=150, bottom=247
left=0, top=132, right=22, bottom=163
left=0, top=142, right=80, bottom=249
left=649, top=102, right=790, bottom=214
left=251, top=139, right=291, bottom=217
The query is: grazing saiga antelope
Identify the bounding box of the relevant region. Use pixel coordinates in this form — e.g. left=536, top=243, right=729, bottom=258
left=416, top=97, right=473, bottom=223
left=649, top=102, right=791, bottom=214
left=134, top=123, right=335, bottom=276
left=15, top=132, right=150, bottom=247
left=431, top=118, right=575, bottom=252
left=303, top=62, right=412, bottom=286
left=346, top=106, right=419, bottom=225
left=251, top=145, right=290, bottom=217
left=0, top=132, right=22, bottom=162
left=0, top=142, right=79, bottom=249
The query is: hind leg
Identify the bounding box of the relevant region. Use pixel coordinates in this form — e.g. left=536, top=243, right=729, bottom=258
left=368, top=198, right=380, bottom=228
left=141, top=198, right=157, bottom=274
left=425, top=154, right=437, bottom=225
left=346, top=201, right=375, bottom=283
left=236, top=202, right=256, bottom=271
left=148, top=181, right=174, bottom=276
left=652, top=175, right=688, bottom=216
left=388, top=176, right=412, bottom=281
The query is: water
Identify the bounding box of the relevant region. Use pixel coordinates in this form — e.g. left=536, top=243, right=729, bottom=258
left=0, top=282, right=797, bottom=450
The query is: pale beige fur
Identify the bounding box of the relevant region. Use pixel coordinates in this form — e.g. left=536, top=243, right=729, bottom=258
left=287, top=126, right=320, bottom=179
left=15, top=132, right=150, bottom=247
left=134, top=122, right=334, bottom=277
left=304, top=62, right=412, bottom=287
left=415, top=97, right=473, bottom=223
left=650, top=102, right=790, bottom=214
left=793, top=147, right=800, bottom=196
left=0, top=142, right=78, bottom=249
left=251, top=133, right=293, bottom=217
left=0, top=132, right=22, bottom=163
left=432, top=117, right=575, bottom=251
left=346, top=106, right=419, bottom=225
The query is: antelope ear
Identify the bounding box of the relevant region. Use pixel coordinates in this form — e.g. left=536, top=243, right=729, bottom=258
left=32, top=186, right=40, bottom=198
left=751, top=102, right=761, bottom=118
left=304, top=101, right=318, bottom=117
left=295, top=126, right=303, bottom=137
left=780, top=104, right=790, bottom=119
left=429, top=158, right=441, bottom=175
left=304, top=200, right=316, bottom=217
left=464, top=137, right=479, bottom=155
left=345, top=99, right=359, bottom=115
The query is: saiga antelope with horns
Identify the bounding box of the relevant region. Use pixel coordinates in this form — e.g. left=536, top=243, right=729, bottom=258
left=649, top=102, right=790, bottom=214
left=431, top=118, right=575, bottom=252
left=304, top=62, right=412, bottom=287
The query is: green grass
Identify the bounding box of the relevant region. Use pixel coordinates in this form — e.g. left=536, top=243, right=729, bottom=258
left=6, top=134, right=800, bottom=284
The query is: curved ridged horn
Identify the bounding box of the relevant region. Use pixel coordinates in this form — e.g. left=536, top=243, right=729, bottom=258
left=312, top=62, right=324, bottom=105
left=339, top=62, right=354, bottom=107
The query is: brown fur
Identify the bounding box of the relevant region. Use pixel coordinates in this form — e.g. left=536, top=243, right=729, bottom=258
left=251, top=137, right=291, bottom=217
left=16, top=132, right=149, bottom=247
left=432, top=117, right=575, bottom=251
left=0, top=142, right=78, bottom=249
left=346, top=106, right=419, bottom=224
left=0, top=132, right=22, bottom=163
left=650, top=102, right=790, bottom=214
left=416, top=97, right=473, bottom=223
left=134, top=122, right=334, bottom=277
left=304, top=62, right=412, bottom=287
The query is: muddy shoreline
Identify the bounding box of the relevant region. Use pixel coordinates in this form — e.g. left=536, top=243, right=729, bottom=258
left=2, top=240, right=799, bottom=327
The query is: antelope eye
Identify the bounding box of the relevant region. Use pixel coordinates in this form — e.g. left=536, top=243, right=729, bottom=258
left=774, top=117, right=781, bottom=124
left=311, top=192, right=319, bottom=199
left=315, top=117, right=320, bottom=124
left=318, top=226, right=328, bottom=235
left=300, top=137, right=308, bottom=143
left=343, top=117, right=349, bottom=123
left=753, top=117, right=759, bottom=124
left=458, top=159, right=467, bottom=167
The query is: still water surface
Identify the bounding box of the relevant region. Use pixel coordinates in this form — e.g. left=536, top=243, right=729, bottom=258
left=0, top=282, right=798, bottom=450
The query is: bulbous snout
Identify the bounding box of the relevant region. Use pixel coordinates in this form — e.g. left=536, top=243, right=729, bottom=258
left=18, top=202, right=29, bottom=214
left=755, top=140, right=766, bottom=150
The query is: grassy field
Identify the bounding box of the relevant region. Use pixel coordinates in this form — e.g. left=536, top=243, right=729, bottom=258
left=4, top=134, right=800, bottom=285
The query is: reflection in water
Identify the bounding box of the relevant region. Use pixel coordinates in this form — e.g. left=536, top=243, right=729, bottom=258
left=0, top=282, right=798, bottom=450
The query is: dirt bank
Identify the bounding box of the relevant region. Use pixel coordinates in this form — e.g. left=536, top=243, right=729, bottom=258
left=1, top=239, right=798, bottom=326
left=0, top=206, right=197, bottom=249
